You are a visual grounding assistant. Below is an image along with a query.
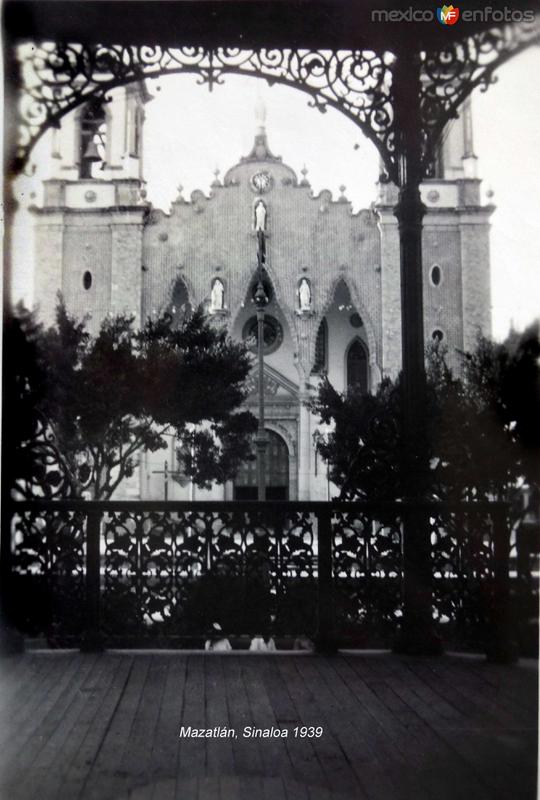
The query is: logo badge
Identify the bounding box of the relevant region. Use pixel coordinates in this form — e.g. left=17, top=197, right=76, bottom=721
left=437, top=4, right=460, bottom=24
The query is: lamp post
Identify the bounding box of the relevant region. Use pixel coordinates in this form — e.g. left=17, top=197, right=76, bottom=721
left=254, top=230, right=269, bottom=501
left=314, top=423, right=332, bottom=502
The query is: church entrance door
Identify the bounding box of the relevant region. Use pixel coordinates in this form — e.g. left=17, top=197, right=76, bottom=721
left=234, top=429, right=289, bottom=500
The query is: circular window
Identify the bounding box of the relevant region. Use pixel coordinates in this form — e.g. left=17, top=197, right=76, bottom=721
left=250, top=171, right=273, bottom=194
left=350, top=313, right=363, bottom=328
left=432, top=329, right=444, bottom=342
left=242, top=315, right=283, bottom=355
left=430, top=264, right=442, bottom=286
left=83, top=271, right=92, bottom=290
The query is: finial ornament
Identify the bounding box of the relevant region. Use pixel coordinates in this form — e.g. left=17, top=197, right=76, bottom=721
left=255, top=96, right=267, bottom=132
left=300, top=165, right=310, bottom=186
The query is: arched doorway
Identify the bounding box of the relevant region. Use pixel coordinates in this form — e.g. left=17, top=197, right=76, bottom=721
left=234, top=429, right=289, bottom=500
left=347, top=339, right=368, bottom=394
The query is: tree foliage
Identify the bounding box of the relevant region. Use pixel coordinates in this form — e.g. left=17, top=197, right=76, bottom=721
left=12, top=300, right=257, bottom=499
left=311, top=376, right=403, bottom=502
left=3, top=304, right=49, bottom=497
left=311, top=323, right=540, bottom=510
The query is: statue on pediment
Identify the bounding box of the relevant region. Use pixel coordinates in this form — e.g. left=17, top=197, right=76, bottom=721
left=298, top=278, right=312, bottom=312
left=210, top=278, right=225, bottom=312
left=254, top=199, right=267, bottom=232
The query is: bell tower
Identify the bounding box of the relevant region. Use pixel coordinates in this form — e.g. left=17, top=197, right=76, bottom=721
left=376, top=97, right=493, bottom=376
left=45, top=81, right=149, bottom=202
left=33, top=82, right=151, bottom=331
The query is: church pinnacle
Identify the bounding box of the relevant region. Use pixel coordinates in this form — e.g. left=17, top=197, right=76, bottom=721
left=240, top=97, right=281, bottom=164
left=255, top=95, right=267, bottom=134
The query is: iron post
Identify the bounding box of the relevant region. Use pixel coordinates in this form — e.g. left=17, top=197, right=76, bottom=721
left=255, top=231, right=268, bottom=501
left=392, top=49, right=442, bottom=655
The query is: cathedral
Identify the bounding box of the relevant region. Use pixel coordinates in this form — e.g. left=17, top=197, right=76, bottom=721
left=32, top=84, right=493, bottom=501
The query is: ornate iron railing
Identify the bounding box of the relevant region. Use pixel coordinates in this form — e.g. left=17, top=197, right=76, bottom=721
left=5, top=499, right=532, bottom=655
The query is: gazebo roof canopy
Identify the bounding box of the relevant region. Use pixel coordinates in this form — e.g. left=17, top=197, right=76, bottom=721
left=4, top=0, right=539, bottom=50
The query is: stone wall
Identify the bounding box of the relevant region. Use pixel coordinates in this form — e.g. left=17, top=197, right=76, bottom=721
left=142, top=157, right=383, bottom=379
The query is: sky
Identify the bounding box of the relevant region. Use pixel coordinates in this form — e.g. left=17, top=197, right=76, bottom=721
left=10, top=46, right=540, bottom=340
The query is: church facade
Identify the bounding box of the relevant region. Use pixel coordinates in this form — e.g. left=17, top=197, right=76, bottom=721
left=32, top=85, right=493, bottom=501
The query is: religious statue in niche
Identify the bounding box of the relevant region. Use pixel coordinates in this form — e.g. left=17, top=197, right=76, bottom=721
left=254, top=199, right=267, bottom=232
left=210, top=277, right=225, bottom=313
left=298, top=277, right=312, bottom=313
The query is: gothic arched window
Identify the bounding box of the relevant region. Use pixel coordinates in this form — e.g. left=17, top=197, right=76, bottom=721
left=167, top=278, right=192, bottom=327
left=347, top=339, right=368, bottom=394
left=79, top=101, right=107, bottom=178
left=312, top=318, right=328, bottom=374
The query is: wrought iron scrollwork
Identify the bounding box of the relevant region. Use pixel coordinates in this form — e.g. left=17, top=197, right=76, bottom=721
left=430, top=506, right=496, bottom=647
left=9, top=508, right=86, bottom=643
left=332, top=508, right=403, bottom=644
left=419, top=21, right=540, bottom=172
left=6, top=500, right=519, bottom=649
left=13, top=409, right=76, bottom=500
left=15, top=43, right=395, bottom=175
left=101, top=505, right=317, bottom=644
left=12, top=21, right=540, bottom=181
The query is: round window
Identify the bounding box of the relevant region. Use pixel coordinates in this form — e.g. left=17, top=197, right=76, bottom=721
left=242, top=315, right=283, bottom=355
left=83, top=271, right=92, bottom=290
left=430, top=265, right=442, bottom=286
left=350, top=313, right=363, bottom=328
left=432, top=329, right=444, bottom=342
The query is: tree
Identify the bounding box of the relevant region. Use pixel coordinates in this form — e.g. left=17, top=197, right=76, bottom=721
left=460, top=323, right=540, bottom=494
left=3, top=304, right=54, bottom=499
left=311, top=324, right=540, bottom=508
left=310, top=375, right=403, bottom=502
left=17, top=300, right=256, bottom=499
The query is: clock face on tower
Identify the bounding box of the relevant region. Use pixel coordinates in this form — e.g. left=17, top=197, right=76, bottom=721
left=250, top=171, right=272, bottom=193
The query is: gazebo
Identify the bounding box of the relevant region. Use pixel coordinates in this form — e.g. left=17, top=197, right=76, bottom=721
left=2, top=0, right=539, bottom=658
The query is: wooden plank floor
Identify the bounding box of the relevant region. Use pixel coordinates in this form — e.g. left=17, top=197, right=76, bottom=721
left=0, top=652, right=537, bottom=800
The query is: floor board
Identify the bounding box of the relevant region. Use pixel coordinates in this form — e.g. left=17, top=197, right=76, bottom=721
left=0, top=652, right=536, bottom=800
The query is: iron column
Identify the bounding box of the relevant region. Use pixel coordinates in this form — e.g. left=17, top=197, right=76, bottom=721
left=392, top=48, right=442, bottom=655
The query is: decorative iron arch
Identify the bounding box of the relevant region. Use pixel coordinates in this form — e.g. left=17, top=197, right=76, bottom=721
left=12, top=22, right=540, bottom=180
